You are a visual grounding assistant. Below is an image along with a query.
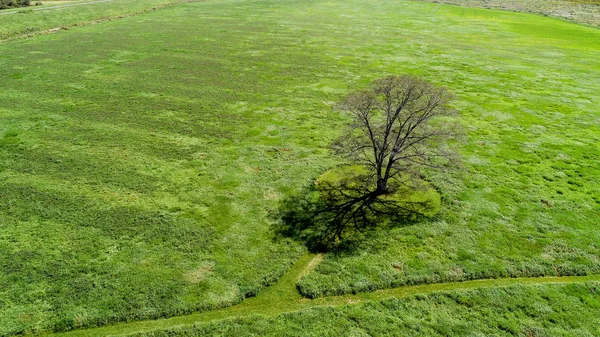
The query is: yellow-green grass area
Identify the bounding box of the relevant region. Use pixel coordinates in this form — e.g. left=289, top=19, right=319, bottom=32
left=47, top=253, right=600, bottom=336
left=124, top=282, right=600, bottom=336
left=0, top=0, right=599, bottom=335
left=0, top=0, right=197, bottom=41
left=125, top=282, right=600, bottom=336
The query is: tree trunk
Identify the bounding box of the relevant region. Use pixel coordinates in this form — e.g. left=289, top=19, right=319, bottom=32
left=376, top=177, right=388, bottom=195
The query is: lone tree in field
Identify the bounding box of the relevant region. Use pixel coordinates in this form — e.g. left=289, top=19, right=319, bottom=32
left=276, top=75, right=460, bottom=251
left=334, top=74, right=458, bottom=195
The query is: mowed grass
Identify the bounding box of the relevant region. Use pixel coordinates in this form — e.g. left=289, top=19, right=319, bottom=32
left=132, top=282, right=600, bottom=336
left=0, top=0, right=195, bottom=41
left=0, top=0, right=599, bottom=335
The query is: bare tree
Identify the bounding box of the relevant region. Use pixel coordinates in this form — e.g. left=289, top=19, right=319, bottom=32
left=275, top=75, right=460, bottom=251
left=334, top=74, right=459, bottom=195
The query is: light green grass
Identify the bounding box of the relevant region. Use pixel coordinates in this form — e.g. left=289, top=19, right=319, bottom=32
left=283, top=0, right=600, bottom=298
left=44, top=253, right=600, bottom=336
left=129, top=282, right=600, bottom=337
left=1, top=0, right=345, bottom=334
left=0, top=0, right=196, bottom=41
left=0, top=0, right=599, bottom=335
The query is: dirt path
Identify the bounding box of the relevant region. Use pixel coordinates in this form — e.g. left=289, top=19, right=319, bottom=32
left=48, top=253, right=600, bottom=337
left=0, top=0, right=112, bottom=16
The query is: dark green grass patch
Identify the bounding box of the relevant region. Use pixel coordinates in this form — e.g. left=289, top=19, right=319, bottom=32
left=131, top=282, right=600, bottom=336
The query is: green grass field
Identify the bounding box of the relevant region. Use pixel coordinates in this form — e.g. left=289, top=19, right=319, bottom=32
left=46, top=254, right=600, bottom=337
left=131, top=282, right=600, bottom=336
left=295, top=0, right=600, bottom=296
left=0, top=0, right=195, bottom=41
left=0, top=0, right=599, bottom=335
left=413, top=0, right=600, bottom=28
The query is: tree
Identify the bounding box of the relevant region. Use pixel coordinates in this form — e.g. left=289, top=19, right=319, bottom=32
left=275, top=75, right=459, bottom=251
left=334, top=74, right=459, bottom=195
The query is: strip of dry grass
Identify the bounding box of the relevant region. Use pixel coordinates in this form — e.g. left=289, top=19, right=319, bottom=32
left=420, top=0, right=600, bottom=27
left=416, top=0, right=600, bottom=27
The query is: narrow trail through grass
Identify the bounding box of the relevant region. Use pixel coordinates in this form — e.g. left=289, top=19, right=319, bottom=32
left=48, top=253, right=600, bottom=337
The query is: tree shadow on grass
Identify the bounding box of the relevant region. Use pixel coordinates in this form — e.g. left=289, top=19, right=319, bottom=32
left=272, top=172, right=440, bottom=253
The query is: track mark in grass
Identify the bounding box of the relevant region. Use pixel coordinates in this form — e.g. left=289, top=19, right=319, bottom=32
left=49, top=274, right=600, bottom=337
left=184, top=263, right=214, bottom=284
left=298, top=254, right=324, bottom=281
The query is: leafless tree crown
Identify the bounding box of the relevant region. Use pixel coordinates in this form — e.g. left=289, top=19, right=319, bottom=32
left=335, top=75, right=459, bottom=194
left=274, top=75, right=460, bottom=251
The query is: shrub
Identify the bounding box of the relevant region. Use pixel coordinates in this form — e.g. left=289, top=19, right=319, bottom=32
left=0, top=0, right=30, bottom=10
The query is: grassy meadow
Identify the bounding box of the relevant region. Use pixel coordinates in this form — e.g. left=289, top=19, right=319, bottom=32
left=0, top=0, right=195, bottom=41
left=0, top=0, right=599, bottom=335
left=1, top=0, right=345, bottom=333
left=131, top=282, right=600, bottom=336
left=414, top=0, right=600, bottom=28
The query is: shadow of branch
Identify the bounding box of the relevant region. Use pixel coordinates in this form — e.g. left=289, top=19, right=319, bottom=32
left=271, top=180, right=437, bottom=253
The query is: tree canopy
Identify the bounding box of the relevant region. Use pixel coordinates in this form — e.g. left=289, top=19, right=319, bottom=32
left=276, top=75, right=460, bottom=251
